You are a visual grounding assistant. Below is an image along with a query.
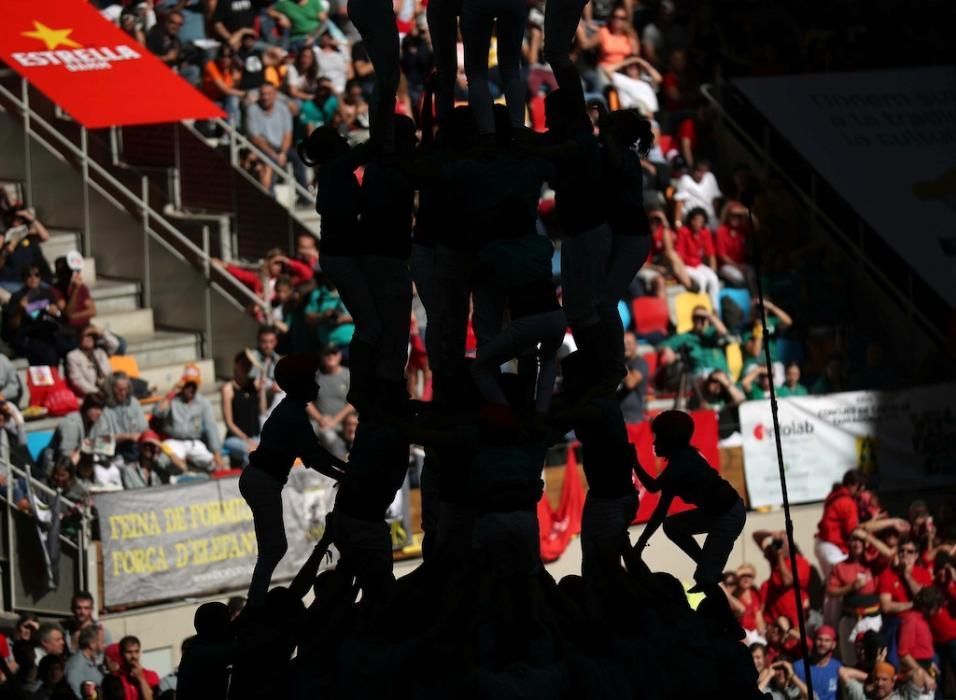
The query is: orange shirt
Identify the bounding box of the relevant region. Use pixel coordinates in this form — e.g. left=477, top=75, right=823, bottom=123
left=598, top=27, right=634, bottom=67
left=203, top=60, right=235, bottom=100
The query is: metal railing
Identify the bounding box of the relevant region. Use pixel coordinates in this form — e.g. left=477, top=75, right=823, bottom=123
left=0, top=78, right=272, bottom=325
left=700, top=83, right=946, bottom=349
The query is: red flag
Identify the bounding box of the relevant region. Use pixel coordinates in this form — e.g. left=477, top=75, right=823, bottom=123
left=538, top=443, right=585, bottom=562
left=1, top=0, right=224, bottom=127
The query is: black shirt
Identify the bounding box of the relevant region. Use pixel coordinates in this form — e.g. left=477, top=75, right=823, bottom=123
left=248, top=396, right=340, bottom=483
left=212, top=0, right=256, bottom=34
left=145, top=25, right=180, bottom=63
left=659, top=446, right=739, bottom=516
left=603, top=146, right=650, bottom=237
left=358, top=158, right=415, bottom=258
left=551, top=131, right=606, bottom=235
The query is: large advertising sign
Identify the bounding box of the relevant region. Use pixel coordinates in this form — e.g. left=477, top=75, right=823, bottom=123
left=96, top=469, right=411, bottom=607
left=739, top=384, right=956, bottom=508
left=1, top=0, right=223, bottom=127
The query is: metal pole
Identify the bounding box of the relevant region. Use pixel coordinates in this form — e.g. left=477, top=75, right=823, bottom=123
left=747, top=202, right=814, bottom=700
left=21, top=78, right=33, bottom=205
left=80, top=127, right=92, bottom=259
left=202, top=226, right=213, bottom=360
left=141, top=176, right=152, bottom=308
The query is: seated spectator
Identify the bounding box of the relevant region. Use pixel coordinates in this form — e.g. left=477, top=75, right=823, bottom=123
left=674, top=207, right=720, bottom=309
left=62, top=591, right=111, bottom=655
left=270, top=276, right=295, bottom=343
left=202, top=45, right=245, bottom=127
left=152, top=370, right=224, bottom=472
left=778, top=362, right=808, bottom=397
left=295, top=232, right=320, bottom=272
left=216, top=249, right=313, bottom=305
left=849, top=341, right=903, bottom=392
left=617, top=332, right=648, bottom=423
left=660, top=48, right=698, bottom=115
left=656, top=306, right=730, bottom=390
left=121, top=431, right=166, bottom=489
left=211, top=0, right=258, bottom=50
left=315, top=31, right=351, bottom=95
left=146, top=10, right=200, bottom=85
left=0, top=206, right=51, bottom=300
left=724, top=562, right=766, bottom=637
left=690, top=369, right=744, bottom=409
left=117, top=636, right=160, bottom=700
left=674, top=160, right=722, bottom=228
left=897, top=588, right=940, bottom=692
left=284, top=47, right=321, bottom=109
left=244, top=83, right=306, bottom=191
left=308, top=344, right=353, bottom=459
left=338, top=79, right=370, bottom=135
left=51, top=253, right=93, bottom=331
left=35, top=622, right=66, bottom=663
left=740, top=363, right=774, bottom=400
left=757, top=657, right=808, bottom=699
left=66, top=325, right=118, bottom=400
left=841, top=660, right=932, bottom=700
left=249, top=325, right=283, bottom=412
left=341, top=410, right=358, bottom=453
left=0, top=353, right=23, bottom=407
left=271, top=0, right=327, bottom=49
left=741, top=298, right=793, bottom=379
left=812, top=352, right=850, bottom=395
left=879, top=535, right=934, bottom=666
left=33, top=654, right=70, bottom=698
left=2, top=265, right=70, bottom=367
left=794, top=625, right=842, bottom=700
left=635, top=208, right=694, bottom=298
left=594, top=9, right=640, bottom=72
left=298, top=78, right=340, bottom=139
left=222, top=351, right=264, bottom=468
left=715, top=202, right=755, bottom=290
left=105, top=372, right=150, bottom=463
left=302, top=275, right=354, bottom=352
left=600, top=54, right=661, bottom=116
left=755, top=529, right=811, bottom=633
left=64, top=627, right=104, bottom=699
left=927, top=554, right=956, bottom=693
left=41, top=395, right=112, bottom=477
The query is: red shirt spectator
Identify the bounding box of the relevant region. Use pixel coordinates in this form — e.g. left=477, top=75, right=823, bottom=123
left=927, top=582, right=956, bottom=643
left=221, top=251, right=313, bottom=300
left=762, top=554, right=811, bottom=627
left=674, top=225, right=714, bottom=268
left=878, top=565, right=933, bottom=607
left=897, top=611, right=934, bottom=662
left=715, top=220, right=749, bottom=265
left=739, top=588, right=763, bottom=631
left=817, top=484, right=860, bottom=554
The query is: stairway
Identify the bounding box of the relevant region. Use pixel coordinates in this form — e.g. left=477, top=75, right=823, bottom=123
left=10, top=222, right=225, bottom=438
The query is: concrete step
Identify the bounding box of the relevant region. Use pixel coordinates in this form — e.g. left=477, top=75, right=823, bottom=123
left=124, top=330, right=202, bottom=368
left=89, top=279, right=140, bottom=314
left=42, top=229, right=81, bottom=264
left=92, top=308, right=154, bottom=337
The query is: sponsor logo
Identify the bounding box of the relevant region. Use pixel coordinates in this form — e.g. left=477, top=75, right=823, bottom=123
left=14, top=20, right=140, bottom=72
left=752, top=419, right=814, bottom=441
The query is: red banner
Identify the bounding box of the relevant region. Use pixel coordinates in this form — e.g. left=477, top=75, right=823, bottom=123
left=538, top=444, right=585, bottom=563
left=1, top=0, right=223, bottom=128
left=629, top=410, right=721, bottom=523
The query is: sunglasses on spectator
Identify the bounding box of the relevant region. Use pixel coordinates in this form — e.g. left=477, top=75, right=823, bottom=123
left=692, top=315, right=709, bottom=322
left=900, top=547, right=918, bottom=554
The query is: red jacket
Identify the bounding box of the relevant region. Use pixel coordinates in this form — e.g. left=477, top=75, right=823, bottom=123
left=225, top=258, right=313, bottom=299
left=816, top=486, right=859, bottom=554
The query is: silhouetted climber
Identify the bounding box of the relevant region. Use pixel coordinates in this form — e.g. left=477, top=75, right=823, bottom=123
left=426, top=0, right=461, bottom=123
left=347, top=0, right=400, bottom=150
left=542, top=0, right=588, bottom=116
left=176, top=602, right=232, bottom=700
left=527, top=90, right=612, bottom=390
left=599, top=109, right=654, bottom=385
left=461, top=0, right=529, bottom=139
left=632, top=410, right=746, bottom=595
left=239, top=354, right=347, bottom=609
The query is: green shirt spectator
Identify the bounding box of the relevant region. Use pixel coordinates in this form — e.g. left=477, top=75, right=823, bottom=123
left=741, top=299, right=793, bottom=372
left=296, top=89, right=339, bottom=140
left=308, top=285, right=354, bottom=348
left=273, top=0, right=327, bottom=40
left=661, top=307, right=731, bottom=376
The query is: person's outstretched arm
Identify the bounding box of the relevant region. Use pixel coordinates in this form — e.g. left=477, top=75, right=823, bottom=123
left=634, top=491, right=672, bottom=554
left=289, top=524, right=334, bottom=600
left=631, top=457, right=662, bottom=493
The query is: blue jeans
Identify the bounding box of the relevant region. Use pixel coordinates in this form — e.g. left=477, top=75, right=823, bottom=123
left=224, top=436, right=257, bottom=467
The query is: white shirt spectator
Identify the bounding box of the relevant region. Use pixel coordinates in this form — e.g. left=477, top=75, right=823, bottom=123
left=609, top=72, right=659, bottom=116
left=314, top=46, right=349, bottom=94
left=675, top=171, right=722, bottom=226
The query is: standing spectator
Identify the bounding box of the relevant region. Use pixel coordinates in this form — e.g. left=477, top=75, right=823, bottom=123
left=897, top=588, right=939, bottom=692
left=617, top=332, right=648, bottom=423
left=879, top=536, right=933, bottom=666
left=249, top=325, right=283, bottom=411
left=66, top=325, right=117, bottom=400
left=927, top=554, right=956, bottom=695
left=715, top=202, right=754, bottom=290
left=145, top=10, right=199, bottom=84
left=32, top=654, right=70, bottom=699
left=673, top=160, right=722, bottom=228
left=118, top=636, right=160, bottom=700
left=0, top=206, right=51, bottom=299
left=62, top=591, right=111, bottom=655
left=2, top=265, right=69, bottom=367
left=212, top=0, right=258, bottom=49
left=222, top=351, right=264, bottom=468
left=35, top=623, right=66, bottom=663
left=105, top=372, right=150, bottom=463
left=245, top=83, right=305, bottom=191
left=755, top=529, right=811, bottom=630
left=152, top=372, right=224, bottom=472
left=120, top=431, right=165, bottom=488
left=794, top=625, right=842, bottom=700
left=202, top=45, right=246, bottom=128
left=816, top=470, right=866, bottom=583
left=309, top=344, right=352, bottom=459
left=778, top=362, right=808, bottom=397
left=41, top=395, right=112, bottom=477
left=724, top=562, right=766, bottom=636
left=828, top=529, right=881, bottom=664
left=64, top=627, right=104, bottom=699
left=674, top=207, right=720, bottom=309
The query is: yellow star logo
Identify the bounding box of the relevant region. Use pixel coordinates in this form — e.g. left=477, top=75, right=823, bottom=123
left=21, top=21, right=81, bottom=51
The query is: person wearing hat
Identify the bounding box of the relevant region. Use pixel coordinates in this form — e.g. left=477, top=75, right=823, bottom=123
left=793, top=624, right=842, bottom=700
left=725, top=562, right=766, bottom=636
left=120, top=431, right=165, bottom=489
left=632, top=409, right=745, bottom=595
left=152, top=365, right=224, bottom=473
left=65, top=324, right=117, bottom=400
left=240, top=353, right=347, bottom=609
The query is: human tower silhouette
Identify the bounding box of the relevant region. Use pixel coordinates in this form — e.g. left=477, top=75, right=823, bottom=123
left=231, top=2, right=757, bottom=696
